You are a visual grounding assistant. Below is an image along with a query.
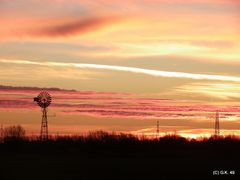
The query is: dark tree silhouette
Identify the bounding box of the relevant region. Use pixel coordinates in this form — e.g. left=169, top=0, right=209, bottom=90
left=0, top=131, right=240, bottom=179
left=3, top=125, right=26, bottom=139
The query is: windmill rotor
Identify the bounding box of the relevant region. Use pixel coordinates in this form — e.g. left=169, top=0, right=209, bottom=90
left=34, top=91, right=52, bottom=108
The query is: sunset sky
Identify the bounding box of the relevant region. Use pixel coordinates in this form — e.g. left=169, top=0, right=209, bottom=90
left=0, top=0, right=240, bottom=138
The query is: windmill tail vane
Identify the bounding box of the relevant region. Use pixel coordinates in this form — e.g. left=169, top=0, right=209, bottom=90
left=33, top=97, right=39, bottom=102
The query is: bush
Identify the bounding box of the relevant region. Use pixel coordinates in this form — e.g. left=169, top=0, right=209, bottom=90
left=3, top=125, right=26, bottom=140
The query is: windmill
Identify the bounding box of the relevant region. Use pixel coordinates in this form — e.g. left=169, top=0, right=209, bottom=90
left=34, top=91, right=52, bottom=140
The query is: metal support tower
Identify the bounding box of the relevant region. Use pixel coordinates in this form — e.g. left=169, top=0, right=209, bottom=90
left=214, top=111, right=220, bottom=137
left=0, top=124, right=3, bottom=141
left=40, top=108, right=48, bottom=140
left=156, top=120, right=159, bottom=138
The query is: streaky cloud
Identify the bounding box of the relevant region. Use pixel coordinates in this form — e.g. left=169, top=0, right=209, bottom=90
left=33, top=16, right=122, bottom=37
left=1, top=59, right=240, bottom=82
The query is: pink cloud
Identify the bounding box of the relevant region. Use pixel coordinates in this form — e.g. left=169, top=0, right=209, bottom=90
left=0, top=100, right=35, bottom=109
left=1, top=85, right=240, bottom=121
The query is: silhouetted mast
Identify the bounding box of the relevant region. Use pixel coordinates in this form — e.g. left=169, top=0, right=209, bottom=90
left=214, top=111, right=220, bottom=137
left=156, top=120, right=159, bottom=138
left=0, top=124, right=3, bottom=140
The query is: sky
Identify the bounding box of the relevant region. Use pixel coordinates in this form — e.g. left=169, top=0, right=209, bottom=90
left=0, top=0, right=240, bottom=138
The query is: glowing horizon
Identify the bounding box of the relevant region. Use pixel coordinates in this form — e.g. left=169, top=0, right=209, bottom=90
left=0, top=85, right=240, bottom=138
